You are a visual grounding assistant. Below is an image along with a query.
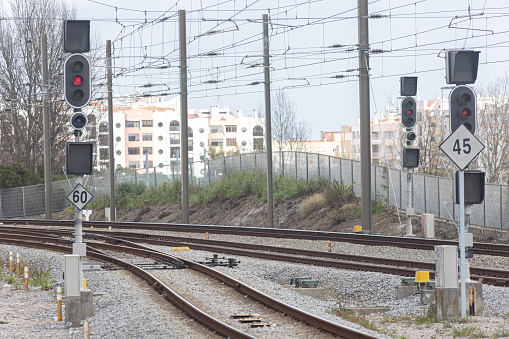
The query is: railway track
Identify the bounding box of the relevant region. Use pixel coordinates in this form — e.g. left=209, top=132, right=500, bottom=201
left=0, top=228, right=378, bottom=339
left=4, top=218, right=509, bottom=257
left=1, top=224, right=508, bottom=286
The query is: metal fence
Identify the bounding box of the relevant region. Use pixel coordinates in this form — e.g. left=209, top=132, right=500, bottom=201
left=1, top=151, right=507, bottom=230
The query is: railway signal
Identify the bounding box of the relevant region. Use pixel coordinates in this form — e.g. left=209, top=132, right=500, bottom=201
left=401, top=97, right=417, bottom=129
left=63, top=53, right=91, bottom=109
left=449, top=85, right=476, bottom=134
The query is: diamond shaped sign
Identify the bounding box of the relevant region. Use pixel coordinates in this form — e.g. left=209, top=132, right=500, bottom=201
left=66, top=183, right=94, bottom=210
left=440, top=124, right=485, bottom=171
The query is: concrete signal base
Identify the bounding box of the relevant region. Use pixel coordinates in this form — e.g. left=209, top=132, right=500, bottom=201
left=436, top=281, right=483, bottom=320
left=65, top=290, right=94, bottom=327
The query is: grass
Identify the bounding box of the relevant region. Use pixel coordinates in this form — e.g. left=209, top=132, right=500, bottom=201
left=90, top=170, right=331, bottom=211
left=415, top=302, right=437, bottom=325
left=330, top=308, right=380, bottom=332
left=299, top=193, right=326, bottom=217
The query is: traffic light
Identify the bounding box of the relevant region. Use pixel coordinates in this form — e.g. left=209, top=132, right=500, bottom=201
left=400, top=77, right=417, bottom=96
left=64, top=53, right=91, bottom=109
left=449, top=85, right=476, bottom=134
left=405, top=130, right=416, bottom=145
left=403, top=148, right=419, bottom=168
left=66, top=142, right=93, bottom=175
left=69, top=111, right=88, bottom=130
left=446, top=50, right=480, bottom=85
left=454, top=170, right=485, bottom=204
left=401, top=97, right=417, bottom=128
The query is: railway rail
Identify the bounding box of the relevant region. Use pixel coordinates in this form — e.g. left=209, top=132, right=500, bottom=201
left=4, top=218, right=509, bottom=258
left=1, top=224, right=508, bottom=286
left=0, top=228, right=378, bottom=339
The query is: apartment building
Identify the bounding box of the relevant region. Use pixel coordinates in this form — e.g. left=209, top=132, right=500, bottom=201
left=86, top=95, right=265, bottom=171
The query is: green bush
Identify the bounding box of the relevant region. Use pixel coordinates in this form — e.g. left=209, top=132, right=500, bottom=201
left=323, top=179, right=355, bottom=206
left=355, top=199, right=387, bottom=218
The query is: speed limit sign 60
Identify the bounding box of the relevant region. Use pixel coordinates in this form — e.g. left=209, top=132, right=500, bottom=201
left=66, top=183, right=94, bottom=210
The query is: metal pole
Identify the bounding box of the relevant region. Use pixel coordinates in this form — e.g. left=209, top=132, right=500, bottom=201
left=438, top=178, right=441, bottom=219
left=179, top=9, right=189, bottom=224
left=358, top=0, right=372, bottom=232
left=459, top=170, right=466, bottom=318
left=500, top=184, right=503, bottom=230
left=317, top=154, right=320, bottom=177
left=406, top=169, right=413, bottom=236
left=282, top=152, right=285, bottom=178
left=41, top=34, right=51, bottom=219
left=107, top=40, right=115, bottom=221
left=295, top=151, right=298, bottom=178
left=146, top=153, right=149, bottom=186
left=263, top=14, right=274, bottom=228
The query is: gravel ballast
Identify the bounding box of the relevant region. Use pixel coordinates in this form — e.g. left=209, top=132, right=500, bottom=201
left=1, top=231, right=509, bottom=338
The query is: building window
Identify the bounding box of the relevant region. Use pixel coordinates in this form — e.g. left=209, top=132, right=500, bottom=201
left=158, top=136, right=163, bottom=141
left=226, top=125, right=237, bottom=133
left=143, top=147, right=153, bottom=155
left=170, top=133, right=180, bottom=144
left=170, top=147, right=179, bottom=158
left=253, top=138, right=263, bottom=151
left=99, top=135, right=109, bottom=146
left=211, top=139, right=223, bottom=147
left=241, top=140, right=247, bottom=146
left=143, top=160, right=153, bottom=168
left=199, top=128, right=204, bottom=133
left=253, top=125, right=263, bottom=136
left=188, top=127, right=193, bottom=138
left=210, top=127, right=219, bottom=133
left=128, top=134, right=140, bottom=141
left=100, top=148, right=109, bottom=160
left=170, top=120, right=179, bottom=131
left=142, top=133, right=152, bottom=141
left=372, top=132, right=380, bottom=140
left=226, top=138, right=236, bottom=146
left=116, top=136, right=121, bottom=142
left=158, top=163, right=164, bottom=167
left=158, top=122, right=163, bottom=127
left=372, top=145, right=380, bottom=153
left=128, top=147, right=140, bottom=155
left=115, top=123, right=121, bottom=128
left=126, top=120, right=140, bottom=128
left=116, top=150, right=121, bottom=155
left=241, top=127, right=247, bottom=132
left=200, top=141, right=205, bottom=147
left=188, top=140, right=193, bottom=152
left=99, top=122, right=108, bottom=133
left=158, top=149, right=163, bottom=154
left=142, top=120, right=153, bottom=127
left=128, top=161, right=140, bottom=169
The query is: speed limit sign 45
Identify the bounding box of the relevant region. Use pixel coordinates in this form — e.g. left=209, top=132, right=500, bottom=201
left=67, top=183, right=94, bottom=210
left=440, top=124, right=485, bottom=171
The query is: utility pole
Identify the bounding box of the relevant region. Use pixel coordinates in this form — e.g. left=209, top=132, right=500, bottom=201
left=41, top=34, right=52, bottom=219
left=263, top=14, right=274, bottom=228
left=107, top=40, right=115, bottom=221
left=179, top=9, right=189, bottom=224
left=358, top=0, right=372, bottom=232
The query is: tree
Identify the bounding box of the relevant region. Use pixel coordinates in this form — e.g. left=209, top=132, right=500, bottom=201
left=475, top=74, right=509, bottom=184
left=271, top=90, right=311, bottom=152
left=0, top=0, right=76, bottom=176
left=415, top=111, right=450, bottom=176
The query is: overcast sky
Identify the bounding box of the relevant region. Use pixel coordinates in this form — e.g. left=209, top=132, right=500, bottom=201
left=16, top=0, right=509, bottom=139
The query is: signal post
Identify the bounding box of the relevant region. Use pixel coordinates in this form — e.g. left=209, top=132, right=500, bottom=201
left=439, top=50, right=485, bottom=319
left=62, top=20, right=94, bottom=327
left=400, top=77, right=419, bottom=236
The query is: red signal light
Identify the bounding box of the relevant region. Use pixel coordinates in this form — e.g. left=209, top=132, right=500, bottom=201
left=406, top=109, right=413, bottom=116
left=73, top=75, right=83, bottom=86
left=459, top=108, right=470, bottom=119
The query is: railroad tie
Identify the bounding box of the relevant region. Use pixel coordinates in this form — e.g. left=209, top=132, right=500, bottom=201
left=250, top=323, right=272, bottom=327
left=239, top=318, right=262, bottom=323
left=231, top=314, right=254, bottom=318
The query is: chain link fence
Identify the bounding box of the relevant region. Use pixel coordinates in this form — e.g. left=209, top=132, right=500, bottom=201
left=1, top=151, right=507, bottom=230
